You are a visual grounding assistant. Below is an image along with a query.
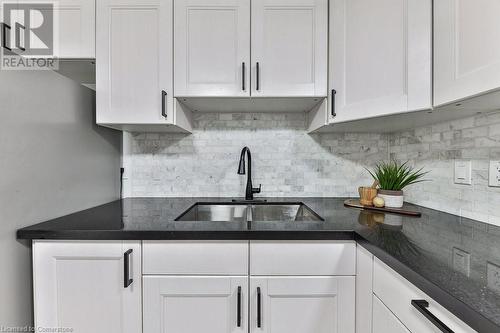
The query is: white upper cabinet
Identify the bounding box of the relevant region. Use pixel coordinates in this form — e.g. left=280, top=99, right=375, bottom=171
left=15, top=0, right=95, bottom=58
left=174, top=0, right=250, bottom=97
left=96, top=0, right=191, bottom=131
left=434, top=0, right=500, bottom=107
left=329, top=0, right=432, bottom=123
left=97, top=0, right=172, bottom=124
left=33, top=241, right=142, bottom=333
left=56, top=0, right=95, bottom=58
left=174, top=0, right=327, bottom=98
left=251, top=0, right=327, bottom=97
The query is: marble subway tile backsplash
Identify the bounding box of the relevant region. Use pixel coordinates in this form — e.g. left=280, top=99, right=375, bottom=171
left=389, top=111, right=500, bottom=226
left=123, top=113, right=389, bottom=198
left=123, top=110, right=500, bottom=226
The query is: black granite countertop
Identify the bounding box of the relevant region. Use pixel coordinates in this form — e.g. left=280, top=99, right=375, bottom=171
left=17, top=197, right=500, bottom=332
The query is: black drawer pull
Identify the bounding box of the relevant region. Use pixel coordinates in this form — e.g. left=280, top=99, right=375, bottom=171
left=124, top=249, right=133, bottom=288
left=411, top=300, right=454, bottom=333
left=257, top=287, right=262, bottom=328
left=256, top=62, right=260, bottom=91
left=331, top=89, right=337, bottom=117
left=161, top=90, right=167, bottom=118
left=237, top=286, right=242, bottom=327
left=242, top=62, right=246, bottom=91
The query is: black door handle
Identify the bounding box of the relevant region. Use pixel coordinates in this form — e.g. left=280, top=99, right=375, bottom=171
left=237, top=286, right=242, bottom=327
left=242, top=62, right=246, bottom=91
left=331, top=89, right=337, bottom=117
left=124, top=249, right=133, bottom=288
left=411, top=300, right=454, bottom=333
left=161, top=90, right=167, bottom=118
left=256, top=62, right=260, bottom=91
left=257, top=287, right=262, bottom=328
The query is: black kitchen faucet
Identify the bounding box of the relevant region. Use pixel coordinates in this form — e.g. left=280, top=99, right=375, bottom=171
left=237, top=147, right=262, bottom=201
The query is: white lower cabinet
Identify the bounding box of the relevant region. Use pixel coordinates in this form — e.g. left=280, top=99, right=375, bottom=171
left=250, top=241, right=356, bottom=276
left=143, top=276, right=248, bottom=333
left=250, top=276, right=355, bottom=333
left=373, top=258, right=476, bottom=333
left=142, top=275, right=355, bottom=333
left=356, top=245, right=477, bottom=333
left=141, top=241, right=355, bottom=333
left=373, top=295, right=411, bottom=333
left=34, top=241, right=479, bottom=333
left=32, top=241, right=142, bottom=333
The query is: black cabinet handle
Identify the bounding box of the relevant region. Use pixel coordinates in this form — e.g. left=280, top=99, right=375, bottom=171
left=242, top=62, right=246, bottom=91
left=331, top=89, right=337, bottom=117
left=256, top=62, right=260, bottom=91
left=257, top=287, right=262, bottom=328
left=411, top=300, right=454, bottom=333
left=2, top=23, right=11, bottom=51
left=124, top=249, right=133, bottom=288
left=161, top=90, right=167, bottom=118
left=237, top=286, right=242, bottom=327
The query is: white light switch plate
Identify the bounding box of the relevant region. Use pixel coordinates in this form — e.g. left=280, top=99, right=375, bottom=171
left=454, top=160, right=472, bottom=185
left=489, top=161, right=500, bottom=187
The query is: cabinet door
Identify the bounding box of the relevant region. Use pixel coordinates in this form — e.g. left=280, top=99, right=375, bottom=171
left=373, top=258, right=476, bottom=333
left=144, top=276, right=247, bottom=333
left=330, top=0, right=431, bottom=123
left=96, top=0, right=173, bottom=124
left=55, top=0, right=95, bottom=58
left=251, top=0, right=327, bottom=97
left=250, top=276, right=355, bottom=333
left=174, top=0, right=250, bottom=97
left=33, top=241, right=141, bottom=333
left=356, top=246, right=374, bottom=333
left=13, top=0, right=94, bottom=58
left=434, top=0, right=500, bottom=107
left=373, top=295, right=412, bottom=333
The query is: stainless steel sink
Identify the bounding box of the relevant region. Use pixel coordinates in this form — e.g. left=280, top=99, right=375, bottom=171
left=175, top=202, right=324, bottom=222
left=175, top=204, right=249, bottom=222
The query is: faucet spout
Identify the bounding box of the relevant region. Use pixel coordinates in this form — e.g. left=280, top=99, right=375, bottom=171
left=237, top=147, right=261, bottom=200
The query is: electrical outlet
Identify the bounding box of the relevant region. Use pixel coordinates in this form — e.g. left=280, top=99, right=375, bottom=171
left=489, top=161, right=500, bottom=187
left=452, top=247, right=470, bottom=277
left=487, top=262, right=500, bottom=294
left=454, top=160, right=472, bottom=185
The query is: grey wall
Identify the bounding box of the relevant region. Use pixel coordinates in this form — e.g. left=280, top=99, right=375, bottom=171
left=0, top=71, right=121, bottom=327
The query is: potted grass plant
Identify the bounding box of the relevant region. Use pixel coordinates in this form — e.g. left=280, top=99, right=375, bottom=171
left=367, top=161, right=428, bottom=208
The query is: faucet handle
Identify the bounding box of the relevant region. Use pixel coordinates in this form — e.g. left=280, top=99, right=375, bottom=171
left=253, top=184, right=262, bottom=194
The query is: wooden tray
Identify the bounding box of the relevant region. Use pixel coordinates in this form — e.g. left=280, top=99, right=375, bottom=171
left=344, top=199, right=421, bottom=217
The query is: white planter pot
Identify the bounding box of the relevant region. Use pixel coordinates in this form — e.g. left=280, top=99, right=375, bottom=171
left=378, top=190, right=404, bottom=208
